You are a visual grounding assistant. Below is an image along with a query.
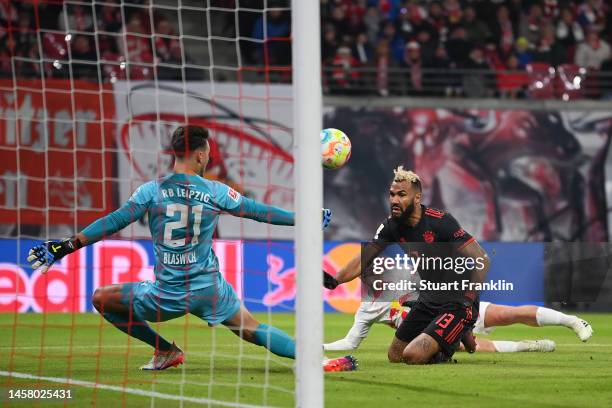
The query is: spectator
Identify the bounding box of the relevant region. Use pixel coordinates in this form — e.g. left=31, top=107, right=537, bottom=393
left=491, top=6, right=516, bottom=59
left=118, top=14, right=154, bottom=79
left=331, top=46, right=360, bottom=92
left=463, top=46, right=492, bottom=97
left=58, top=4, right=94, bottom=32
left=415, top=29, right=436, bottom=65
left=464, top=6, right=491, bottom=44
left=363, top=7, right=380, bottom=46
left=396, top=3, right=429, bottom=41
left=97, top=2, right=122, bottom=33
left=515, top=37, right=534, bottom=67
left=252, top=9, right=291, bottom=66
left=71, top=35, right=98, bottom=80
left=444, top=0, right=463, bottom=31
left=575, top=29, right=611, bottom=69
left=352, top=32, right=374, bottom=66
left=96, top=2, right=122, bottom=55
left=556, top=8, right=585, bottom=49
left=446, top=26, right=471, bottom=67
left=14, top=11, right=37, bottom=56
left=154, top=18, right=181, bottom=64
left=403, top=41, right=423, bottom=94
left=329, top=6, right=349, bottom=43
left=322, top=26, right=339, bottom=65
left=519, top=3, right=546, bottom=46
left=533, top=24, right=566, bottom=66
left=427, top=1, right=447, bottom=43
left=424, top=45, right=455, bottom=96
left=484, top=40, right=505, bottom=71
left=379, top=21, right=405, bottom=64
left=577, top=0, right=607, bottom=32
left=497, top=54, right=528, bottom=99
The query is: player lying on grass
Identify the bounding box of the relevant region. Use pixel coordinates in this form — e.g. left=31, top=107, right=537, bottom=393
left=325, top=166, right=488, bottom=364
left=324, top=300, right=593, bottom=353
left=27, top=125, right=355, bottom=373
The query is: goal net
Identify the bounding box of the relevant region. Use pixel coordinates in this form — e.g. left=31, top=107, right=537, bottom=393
left=0, top=0, right=312, bottom=406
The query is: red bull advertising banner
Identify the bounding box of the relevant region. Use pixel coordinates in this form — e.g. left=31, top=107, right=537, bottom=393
left=0, top=239, right=365, bottom=313
left=0, top=239, right=545, bottom=313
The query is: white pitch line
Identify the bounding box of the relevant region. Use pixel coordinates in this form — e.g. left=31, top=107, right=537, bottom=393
left=0, top=370, right=273, bottom=408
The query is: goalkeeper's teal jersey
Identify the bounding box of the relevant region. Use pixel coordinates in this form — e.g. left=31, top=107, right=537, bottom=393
left=81, top=173, right=294, bottom=292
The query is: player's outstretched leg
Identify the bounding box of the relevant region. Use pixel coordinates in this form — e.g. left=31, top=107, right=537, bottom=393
left=222, top=304, right=296, bottom=358
left=484, top=304, right=593, bottom=342
left=457, top=337, right=556, bottom=353
left=92, top=284, right=183, bottom=370
left=222, top=305, right=358, bottom=372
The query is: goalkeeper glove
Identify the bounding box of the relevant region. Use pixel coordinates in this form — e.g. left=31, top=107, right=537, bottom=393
left=323, top=270, right=339, bottom=290
left=27, top=237, right=82, bottom=274
left=322, top=208, right=332, bottom=229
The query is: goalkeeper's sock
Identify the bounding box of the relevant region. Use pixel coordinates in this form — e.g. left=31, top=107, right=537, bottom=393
left=535, top=307, right=576, bottom=327
left=252, top=324, right=296, bottom=359
left=102, top=311, right=173, bottom=352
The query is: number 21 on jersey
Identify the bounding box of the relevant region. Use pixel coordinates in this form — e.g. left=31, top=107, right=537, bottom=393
left=163, top=203, right=204, bottom=247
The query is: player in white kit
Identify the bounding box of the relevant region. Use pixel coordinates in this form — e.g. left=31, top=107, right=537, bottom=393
left=325, top=300, right=592, bottom=353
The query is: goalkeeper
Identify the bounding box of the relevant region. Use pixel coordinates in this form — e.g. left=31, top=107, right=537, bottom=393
left=27, top=125, right=353, bottom=372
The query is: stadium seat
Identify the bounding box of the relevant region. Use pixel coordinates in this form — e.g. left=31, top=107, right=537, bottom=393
left=556, top=64, right=586, bottom=100
left=525, top=62, right=556, bottom=99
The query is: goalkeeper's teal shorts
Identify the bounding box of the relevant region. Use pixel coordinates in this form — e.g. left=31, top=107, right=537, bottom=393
left=119, top=273, right=241, bottom=326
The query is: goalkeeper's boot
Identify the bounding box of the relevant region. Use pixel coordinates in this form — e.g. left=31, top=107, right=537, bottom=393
left=140, top=342, right=184, bottom=370
left=570, top=318, right=593, bottom=342
left=518, top=339, right=556, bottom=352
left=323, top=355, right=358, bottom=372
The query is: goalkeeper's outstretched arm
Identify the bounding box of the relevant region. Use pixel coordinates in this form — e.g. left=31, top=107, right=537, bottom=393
left=27, top=182, right=152, bottom=272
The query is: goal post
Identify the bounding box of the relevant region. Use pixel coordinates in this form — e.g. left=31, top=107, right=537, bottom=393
left=292, top=0, right=324, bottom=406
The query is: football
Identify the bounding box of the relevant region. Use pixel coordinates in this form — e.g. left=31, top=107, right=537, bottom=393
left=321, top=128, right=352, bottom=169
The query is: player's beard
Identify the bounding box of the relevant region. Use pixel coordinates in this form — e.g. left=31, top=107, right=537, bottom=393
left=391, top=200, right=415, bottom=220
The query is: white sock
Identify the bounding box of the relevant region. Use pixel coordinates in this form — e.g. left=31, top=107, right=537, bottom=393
left=324, top=316, right=374, bottom=351
left=536, top=307, right=576, bottom=327
left=323, top=337, right=361, bottom=351
left=492, top=341, right=521, bottom=353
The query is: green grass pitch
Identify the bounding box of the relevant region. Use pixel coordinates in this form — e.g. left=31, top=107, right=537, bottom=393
left=0, top=312, right=611, bottom=407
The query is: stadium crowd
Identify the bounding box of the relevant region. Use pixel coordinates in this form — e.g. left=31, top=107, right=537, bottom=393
left=0, top=0, right=200, bottom=82
left=3, top=0, right=612, bottom=98
left=319, top=0, right=612, bottom=97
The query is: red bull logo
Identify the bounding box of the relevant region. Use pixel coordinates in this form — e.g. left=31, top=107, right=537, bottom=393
left=262, top=243, right=362, bottom=313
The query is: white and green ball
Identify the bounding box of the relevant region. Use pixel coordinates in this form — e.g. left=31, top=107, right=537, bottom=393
left=321, top=128, right=351, bottom=170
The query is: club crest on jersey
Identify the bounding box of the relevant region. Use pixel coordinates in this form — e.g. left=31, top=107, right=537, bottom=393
left=227, top=188, right=240, bottom=202
left=423, top=230, right=435, bottom=243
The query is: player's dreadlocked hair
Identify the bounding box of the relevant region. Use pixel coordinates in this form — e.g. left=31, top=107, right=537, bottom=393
left=393, top=166, right=422, bottom=191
